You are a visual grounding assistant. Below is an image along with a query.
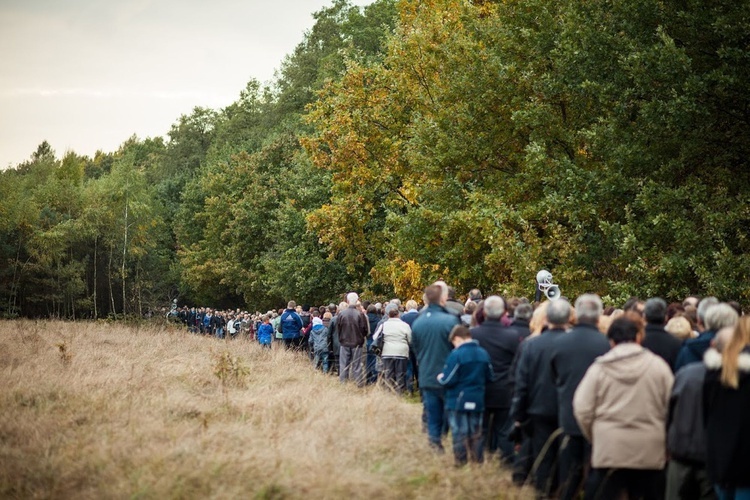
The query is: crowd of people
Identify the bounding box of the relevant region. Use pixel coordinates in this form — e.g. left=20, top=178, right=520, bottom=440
left=172, top=285, right=749, bottom=500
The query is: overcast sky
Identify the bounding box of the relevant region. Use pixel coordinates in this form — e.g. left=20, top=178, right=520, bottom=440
left=0, top=0, right=373, bottom=168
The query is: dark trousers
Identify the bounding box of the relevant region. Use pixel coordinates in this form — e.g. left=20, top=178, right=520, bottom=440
left=381, top=357, right=408, bottom=393
left=559, top=434, right=591, bottom=500
left=585, top=468, right=664, bottom=500
left=665, top=458, right=715, bottom=500
left=529, top=416, right=560, bottom=496
left=483, top=407, right=514, bottom=462
left=422, top=388, right=446, bottom=449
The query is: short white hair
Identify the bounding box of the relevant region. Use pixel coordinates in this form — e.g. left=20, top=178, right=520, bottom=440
left=347, top=292, right=359, bottom=306
left=484, top=296, right=505, bottom=320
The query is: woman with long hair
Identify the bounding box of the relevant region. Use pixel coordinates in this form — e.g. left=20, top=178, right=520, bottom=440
left=703, top=314, right=749, bottom=500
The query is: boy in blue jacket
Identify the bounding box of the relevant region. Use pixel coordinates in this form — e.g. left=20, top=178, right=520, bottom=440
left=256, top=315, right=274, bottom=348
left=438, top=325, right=494, bottom=465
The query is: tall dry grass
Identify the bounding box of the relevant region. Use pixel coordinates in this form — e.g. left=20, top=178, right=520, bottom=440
left=0, top=320, right=532, bottom=499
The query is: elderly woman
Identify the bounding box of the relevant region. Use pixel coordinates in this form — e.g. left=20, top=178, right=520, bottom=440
left=373, top=303, right=412, bottom=393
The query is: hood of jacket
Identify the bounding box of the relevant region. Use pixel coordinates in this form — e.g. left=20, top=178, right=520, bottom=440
left=595, top=343, right=652, bottom=384
left=704, top=346, right=750, bottom=371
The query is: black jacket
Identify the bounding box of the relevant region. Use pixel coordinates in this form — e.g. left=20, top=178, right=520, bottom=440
left=471, top=319, right=521, bottom=409
left=511, top=319, right=531, bottom=340
left=667, top=362, right=707, bottom=463
left=642, top=323, right=683, bottom=372
left=510, top=328, right=566, bottom=422
left=550, top=323, right=610, bottom=436
left=703, top=346, right=750, bottom=488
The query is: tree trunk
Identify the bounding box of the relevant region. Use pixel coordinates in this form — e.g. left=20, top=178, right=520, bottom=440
left=93, top=236, right=98, bottom=319
left=122, top=193, right=128, bottom=316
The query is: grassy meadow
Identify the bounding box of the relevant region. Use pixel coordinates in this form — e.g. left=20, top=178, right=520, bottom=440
left=0, top=320, right=530, bottom=499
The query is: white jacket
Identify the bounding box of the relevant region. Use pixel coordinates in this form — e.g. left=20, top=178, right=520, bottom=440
left=374, top=317, right=411, bottom=358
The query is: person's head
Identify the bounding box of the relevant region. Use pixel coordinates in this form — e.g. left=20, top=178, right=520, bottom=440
left=666, top=302, right=685, bottom=321
left=546, top=299, right=571, bottom=329
left=346, top=292, right=359, bottom=306
left=728, top=301, right=743, bottom=317
left=367, top=304, right=377, bottom=314
left=312, top=317, right=323, bottom=327
left=697, top=297, right=719, bottom=329
left=338, top=301, right=348, bottom=312
left=665, top=316, right=693, bottom=341
left=385, top=303, right=400, bottom=318
left=514, top=303, right=533, bottom=322
left=575, top=294, right=603, bottom=326
left=287, top=300, right=296, bottom=310
left=469, top=288, right=483, bottom=302
left=682, top=295, right=700, bottom=309
left=506, top=297, right=521, bottom=319
left=719, top=316, right=750, bottom=389
left=323, top=311, right=332, bottom=321
left=433, top=281, right=449, bottom=305
left=607, top=313, right=645, bottom=346
left=483, top=295, right=506, bottom=320
left=643, top=297, right=667, bottom=325
left=464, top=301, right=477, bottom=316
left=374, top=302, right=383, bottom=313
left=704, top=303, right=739, bottom=331
left=448, top=324, right=472, bottom=347
left=261, top=314, right=269, bottom=323
left=328, top=303, right=337, bottom=314
left=447, top=287, right=457, bottom=301
left=530, top=301, right=549, bottom=335
left=623, top=296, right=644, bottom=314
left=424, top=285, right=442, bottom=306
left=312, top=309, right=321, bottom=318
left=405, top=299, right=418, bottom=312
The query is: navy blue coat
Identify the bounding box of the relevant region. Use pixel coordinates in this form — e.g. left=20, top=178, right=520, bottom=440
left=280, top=309, right=303, bottom=340
left=438, top=340, right=493, bottom=412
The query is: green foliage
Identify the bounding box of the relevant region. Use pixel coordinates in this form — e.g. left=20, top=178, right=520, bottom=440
left=2, top=0, right=748, bottom=317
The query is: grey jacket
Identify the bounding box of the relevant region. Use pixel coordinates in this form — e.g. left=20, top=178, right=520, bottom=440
left=668, top=361, right=708, bottom=463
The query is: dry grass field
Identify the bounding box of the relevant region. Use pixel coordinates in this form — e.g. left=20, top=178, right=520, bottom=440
left=0, top=320, right=532, bottom=499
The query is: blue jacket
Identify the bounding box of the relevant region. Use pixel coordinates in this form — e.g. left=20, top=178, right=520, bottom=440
left=438, top=340, right=493, bottom=412
left=412, top=304, right=459, bottom=390
left=675, top=330, right=715, bottom=371
left=309, top=324, right=329, bottom=352
left=257, top=323, right=274, bottom=345
left=280, top=309, right=303, bottom=340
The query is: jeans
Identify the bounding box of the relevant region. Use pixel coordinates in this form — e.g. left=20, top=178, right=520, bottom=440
left=715, top=488, right=750, bottom=500
left=313, top=349, right=330, bottom=373
left=447, top=410, right=484, bottom=465
left=215, top=327, right=224, bottom=339
left=421, top=388, right=446, bottom=449
left=365, top=337, right=378, bottom=384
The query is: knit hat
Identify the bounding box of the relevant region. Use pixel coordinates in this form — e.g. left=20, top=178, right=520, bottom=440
left=312, top=317, right=323, bottom=326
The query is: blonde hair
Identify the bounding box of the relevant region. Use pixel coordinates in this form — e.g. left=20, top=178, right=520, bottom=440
left=529, top=302, right=549, bottom=337
left=665, top=316, right=693, bottom=341
left=721, top=316, right=750, bottom=389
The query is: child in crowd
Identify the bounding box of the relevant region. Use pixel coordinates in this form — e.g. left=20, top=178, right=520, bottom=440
left=256, top=315, right=274, bottom=348
left=309, top=311, right=330, bottom=372
left=437, top=325, right=494, bottom=466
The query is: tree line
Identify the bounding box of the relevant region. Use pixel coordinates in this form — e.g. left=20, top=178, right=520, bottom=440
left=1, top=0, right=748, bottom=318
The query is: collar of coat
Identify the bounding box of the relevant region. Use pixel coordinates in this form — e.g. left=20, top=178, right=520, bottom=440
left=704, top=347, right=750, bottom=372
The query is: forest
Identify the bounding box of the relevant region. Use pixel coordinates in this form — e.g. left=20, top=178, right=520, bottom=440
left=1, top=0, right=748, bottom=318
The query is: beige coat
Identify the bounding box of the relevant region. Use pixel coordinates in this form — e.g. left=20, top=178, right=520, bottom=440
left=573, top=342, right=674, bottom=469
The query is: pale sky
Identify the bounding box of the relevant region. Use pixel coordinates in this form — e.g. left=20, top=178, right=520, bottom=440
left=0, top=0, right=373, bottom=168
